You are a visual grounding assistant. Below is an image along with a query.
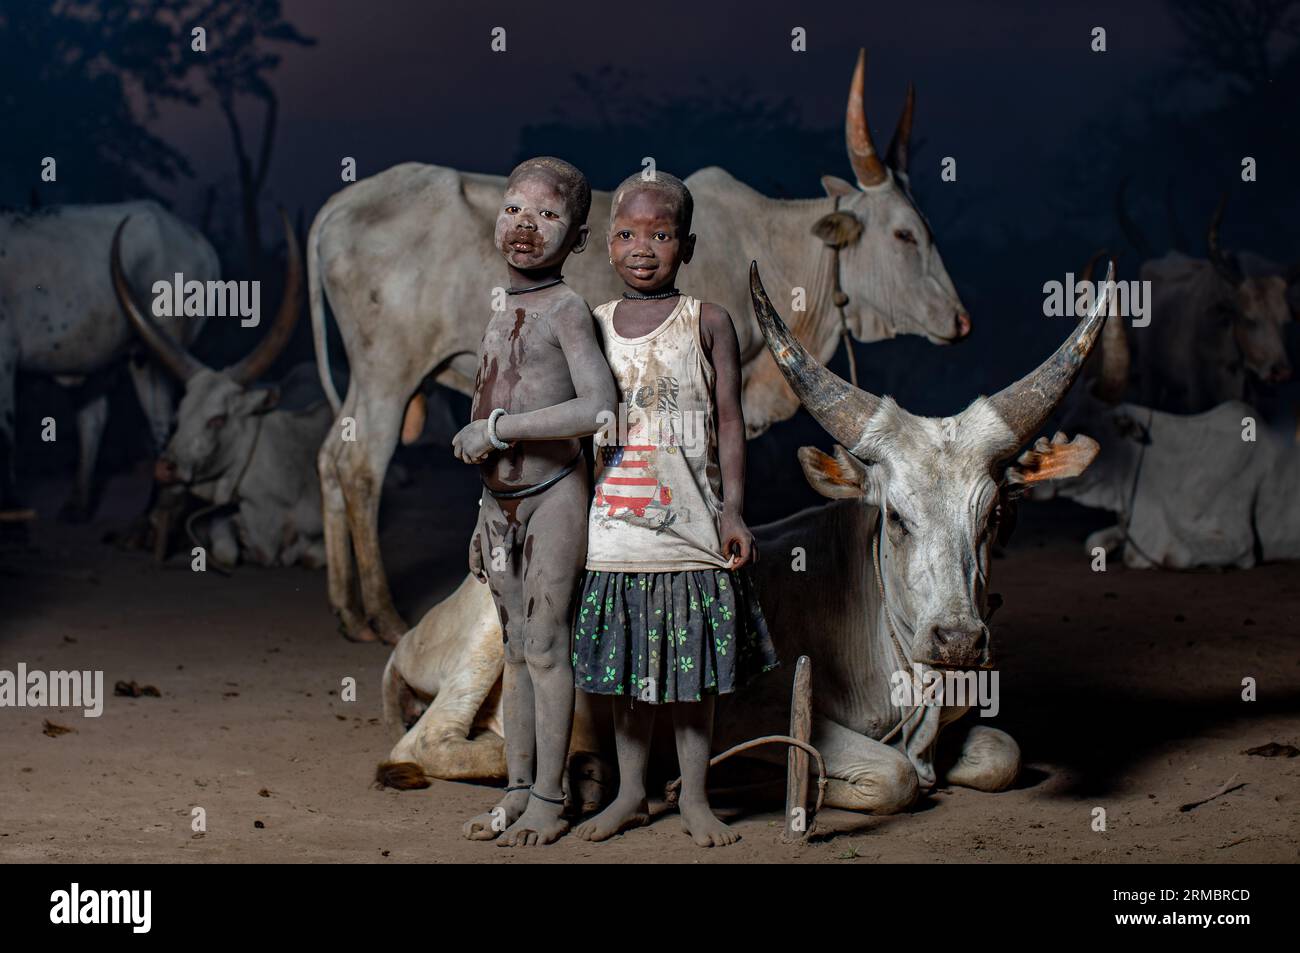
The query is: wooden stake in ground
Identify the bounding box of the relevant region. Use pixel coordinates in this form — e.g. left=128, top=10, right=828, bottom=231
left=783, top=655, right=813, bottom=842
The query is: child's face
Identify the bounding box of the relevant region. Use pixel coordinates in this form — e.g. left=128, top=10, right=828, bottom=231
left=494, top=174, right=587, bottom=271
left=608, top=189, right=693, bottom=292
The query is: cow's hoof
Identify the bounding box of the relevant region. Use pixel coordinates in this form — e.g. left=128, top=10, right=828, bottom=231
left=946, top=725, right=1020, bottom=792
left=342, top=623, right=384, bottom=644
left=568, top=751, right=612, bottom=814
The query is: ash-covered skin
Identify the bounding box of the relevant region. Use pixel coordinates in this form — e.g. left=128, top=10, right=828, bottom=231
left=573, top=174, right=750, bottom=848
left=454, top=157, right=616, bottom=847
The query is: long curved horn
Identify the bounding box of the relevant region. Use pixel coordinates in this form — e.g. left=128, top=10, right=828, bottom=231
left=110, top=218, right=206, bottom=382
left=885, top=82, right=915, bottom=174
left=989, top=261, right=1117, bottom=445
left=750, top=262, right=881, bottom=450
left=1114, top=178, right=1152, bottom=260
left=1081, top=251, right=1130, bottom=403
left=227, top=208, right=304, bottom=385
left=1207, top=191, right=1244, bottom=287
left=845, top=49, right=888, bottom=188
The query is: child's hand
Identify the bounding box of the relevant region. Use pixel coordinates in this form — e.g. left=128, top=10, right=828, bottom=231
left=452, top=420, right=494, bottom=463
left=720, top=510, right=756, bottom=570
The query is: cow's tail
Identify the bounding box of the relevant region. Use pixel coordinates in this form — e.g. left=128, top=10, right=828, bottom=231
left=375, top=761, right=432, bottom=790
left=380, top=651, right=408, bottom=730
left=308, top=204, right=343, bottom=414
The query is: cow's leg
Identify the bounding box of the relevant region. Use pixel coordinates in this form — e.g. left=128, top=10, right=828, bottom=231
left=317, top=409, right=366, bottom=638
left=567, top=690, right=613, bottom=814
left=208, top=514, right=240, bottom=568
left=381, top=651, right=427, bottom=732
left=385, top=692, right=507, bottom=784
left=335, top=388, right=406, bottom=643
left=62, top=392, right=109, bottom=521
left=944, top=723, right=1020, bottom=792
left=1085, top=524, right=1124, bottom=559
left=233, top=502, right=277, bottom=566
left=815, top=717, right=920, bottom=814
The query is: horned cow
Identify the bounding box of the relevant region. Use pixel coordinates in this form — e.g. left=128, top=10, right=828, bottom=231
left=1040, top=287, right=1300, bottom=570
left=0, top=202, right=217, bottom=518
left=108, top=214, right=327, bottom=568
left=377, top=262, right=1113, bottom=815
left=311, top=50, right=971, bottom=642
left=1118, top=190, right=1295, bottom=414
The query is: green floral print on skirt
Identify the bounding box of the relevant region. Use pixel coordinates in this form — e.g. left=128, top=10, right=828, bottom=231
left=572, top=568, right=779, bottom=703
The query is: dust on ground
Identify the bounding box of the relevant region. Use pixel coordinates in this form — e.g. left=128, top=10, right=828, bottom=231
left=2, top=457, right=1297, bottom=864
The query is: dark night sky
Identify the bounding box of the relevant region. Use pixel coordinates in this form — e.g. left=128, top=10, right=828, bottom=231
left=153, top=0, right=1184, bottom=226
left=13, top=0, right=1298, bottom=514
left=131, top=0, right=1295, bottom=452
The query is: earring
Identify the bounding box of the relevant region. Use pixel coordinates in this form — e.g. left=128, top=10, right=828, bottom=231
left=609, top=257, right=613, bottom=265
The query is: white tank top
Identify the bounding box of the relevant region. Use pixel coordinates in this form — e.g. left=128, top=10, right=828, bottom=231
left=586, top=295, right=731, bottom=572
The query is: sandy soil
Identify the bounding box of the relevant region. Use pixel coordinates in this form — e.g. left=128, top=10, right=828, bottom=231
left=2, top=455, right=1297, bottom=865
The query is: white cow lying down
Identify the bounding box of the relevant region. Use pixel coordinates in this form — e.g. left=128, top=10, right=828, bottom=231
left=1041, top=397, right=1300, bottom=569
left=378, top=263, right=1115, bottom=816
left=378, top=575, right=608, bottom=810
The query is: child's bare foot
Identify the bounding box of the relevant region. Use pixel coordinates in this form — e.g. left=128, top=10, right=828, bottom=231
left=462, top=788, right=529, bottom=841
left=496, top=795, right=569, bottom=847
left=678, top=796, right=739, bottom=847
left=574, top=793, right=650, bottom=841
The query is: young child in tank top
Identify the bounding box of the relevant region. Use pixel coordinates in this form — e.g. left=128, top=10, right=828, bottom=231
left=572, top=172, right=778, bottom=847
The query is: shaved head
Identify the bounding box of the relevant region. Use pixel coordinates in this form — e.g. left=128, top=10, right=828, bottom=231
left=611, top=171, right=693, bottom=233
left=507, top=156, right=592, bottom=226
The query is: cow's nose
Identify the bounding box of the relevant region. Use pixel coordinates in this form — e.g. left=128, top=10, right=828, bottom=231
left=917, top=625, right=987, bottom=669
left=955, top=312, right=971, bottom=338
left=154, top=457, right=178, bottom=484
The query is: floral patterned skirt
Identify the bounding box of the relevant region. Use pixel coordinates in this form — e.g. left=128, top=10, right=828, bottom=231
left=572, top=569, right=779, bottom=703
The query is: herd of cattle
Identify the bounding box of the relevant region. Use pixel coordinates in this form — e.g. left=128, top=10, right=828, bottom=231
left=1, top=53, right=1296, bottom=811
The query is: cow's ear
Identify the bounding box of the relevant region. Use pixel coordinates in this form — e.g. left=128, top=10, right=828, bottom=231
left=1004, top=432, right=1098, bottom=486
left=820, top=175, right=858, bottom=198
left=799, top=444, right=870, bottom=498
left=238, top=385, right=280, bottom=416
left=811, top=211, right=863, bottom=249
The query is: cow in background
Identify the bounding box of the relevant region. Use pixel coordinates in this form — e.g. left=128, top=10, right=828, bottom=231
left=109, top=214, right=326, bottom=568
left=1118, top=186, right=1294, bottom=413
left=0, top=203, right=218, bottom=518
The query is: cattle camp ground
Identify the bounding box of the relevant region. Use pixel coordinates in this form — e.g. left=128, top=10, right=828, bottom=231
left=2, top=434, right=1297, bottom=864
left=3, top=0, right=1299, bottom=893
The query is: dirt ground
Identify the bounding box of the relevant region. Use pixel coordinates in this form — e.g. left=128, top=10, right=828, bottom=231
left=2, top=453, right=1297, bottom=865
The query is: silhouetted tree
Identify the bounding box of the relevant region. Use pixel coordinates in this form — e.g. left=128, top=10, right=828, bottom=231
left=187, top=0, right=314, bottom=272
left=0, top=0, right=195, bottom=206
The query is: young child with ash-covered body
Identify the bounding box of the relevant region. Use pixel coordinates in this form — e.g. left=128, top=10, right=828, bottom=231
left=572, top=172, right=779, bottom=847
left=452, top=157, right=617, bottom=847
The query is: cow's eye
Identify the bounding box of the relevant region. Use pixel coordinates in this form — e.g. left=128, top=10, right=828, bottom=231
left=207, top=414, right=227, bottom=430
left=888, top=509, right=910, bottom=536
left=894, top=229, right=917, bottom=245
